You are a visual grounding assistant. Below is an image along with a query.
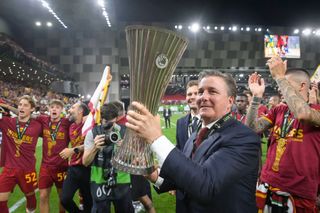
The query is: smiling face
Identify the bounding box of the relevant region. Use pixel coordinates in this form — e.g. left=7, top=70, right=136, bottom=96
left=186, top=85, right=198, bottom=112
left=196, top=76, right=234, bottom=125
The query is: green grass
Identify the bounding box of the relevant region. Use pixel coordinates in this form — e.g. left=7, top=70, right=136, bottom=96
left=8, top=113, right=268, bottom=212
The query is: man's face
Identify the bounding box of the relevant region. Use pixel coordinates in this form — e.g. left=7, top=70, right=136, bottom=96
left=196, top=76, right=233, bottom=125
left=235, top=96, right=248, bottom=112
left=18, top=99, right=34, bottom=119
left=186, top=85, right=198, bottom=111
left=49, top=104, right=63, bottom=121
left=68, top=103, right=81, bottom=122
left=268, top=97, right=278, bottom=108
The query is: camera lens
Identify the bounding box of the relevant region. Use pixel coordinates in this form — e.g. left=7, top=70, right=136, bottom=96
left=109, top=132, right=119, bottom=143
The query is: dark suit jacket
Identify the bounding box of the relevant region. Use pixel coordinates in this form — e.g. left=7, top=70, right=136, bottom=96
left=176, top=113, right=191, bottom=151
left=163, top=108, right=172, bottom=118
left=156, top=118, right=259, bottom=213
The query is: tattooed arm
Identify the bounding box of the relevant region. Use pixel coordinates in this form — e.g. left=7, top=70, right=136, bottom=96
left=246, top=97, right=272, bottom=133
left=276, top=77, right=320, bottom=126
left=266, top=56, right=320, bottom=126
left=245, top=73, right=273, bottom=133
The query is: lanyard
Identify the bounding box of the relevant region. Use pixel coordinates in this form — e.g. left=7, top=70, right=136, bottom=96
left=199, top=113, right=232, bottom=139
left=16, top=118, right=31, bottom=140
left=48, top=119, right=62, bottom=141
left=280, top=110, right=295, bottom=138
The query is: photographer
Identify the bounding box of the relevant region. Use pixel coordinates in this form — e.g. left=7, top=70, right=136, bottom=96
left=83, top=102, right=134, bottom=213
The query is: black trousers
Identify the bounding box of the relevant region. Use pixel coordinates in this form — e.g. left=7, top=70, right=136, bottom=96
left=61, top=165, right=92, bottom=213
left=130, top=175, right=152, bottom=201
left=164, top=117, right=171, bottom=128
left=91, top=184, right=134, bottom=213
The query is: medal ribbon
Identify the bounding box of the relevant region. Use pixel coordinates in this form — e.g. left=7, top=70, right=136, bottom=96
left=16, top=118, right=31, bottom=140
left=280, top=110, right=295, bottom=138
left=49, top=119, right=62, bottom=141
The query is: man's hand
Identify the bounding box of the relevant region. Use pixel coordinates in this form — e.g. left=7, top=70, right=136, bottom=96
left=94, top=134, right=106, bottom=149
left=126, top=101, right=162, bottom=143
left=59, top=148, right=74, bottom=159
left=266, top=56, right=287, bottom=80
left=309, top=81, right=319, bottom=104
left=169, top=190, right=176, bottom=196
left=144, top=167, right=159, bottom=183
left=248, top=72, right=265, bottom=98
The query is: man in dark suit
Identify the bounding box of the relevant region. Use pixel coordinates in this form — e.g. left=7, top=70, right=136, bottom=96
left=126, top=70, right=260, bottom=212
left=176, top=80, right=200, bottom=151
left=175, top=80, right=199, bottom=213
left=162, top=106, right=171, bottom=128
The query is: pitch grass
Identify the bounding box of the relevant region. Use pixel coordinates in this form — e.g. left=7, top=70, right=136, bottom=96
left=7, top=113, right=267, bottom=212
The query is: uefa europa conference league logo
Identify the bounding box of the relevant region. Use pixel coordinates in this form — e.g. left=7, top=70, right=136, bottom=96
left=156, top=54, right=169, bottom=69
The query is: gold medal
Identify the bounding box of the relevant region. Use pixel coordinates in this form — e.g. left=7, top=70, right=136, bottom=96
left=15, top=138, right=23, bottom=145
left=272, top=137, right=288, bottom=172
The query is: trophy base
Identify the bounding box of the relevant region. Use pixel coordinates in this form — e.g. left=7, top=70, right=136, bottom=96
left=111, top=158, right=154, bottom=175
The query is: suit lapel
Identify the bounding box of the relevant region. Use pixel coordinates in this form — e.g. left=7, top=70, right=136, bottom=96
left=193, top=133, right=221, bottom=162
left=183, top=132, right=197, bottom=158
left=183, top=114, right=191, bottom=137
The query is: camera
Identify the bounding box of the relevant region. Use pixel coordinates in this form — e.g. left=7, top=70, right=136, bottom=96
left=102, top=122, right=120, bottom=145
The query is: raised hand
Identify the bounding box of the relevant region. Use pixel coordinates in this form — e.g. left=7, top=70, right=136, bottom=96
left=248, top=72, right=265, bottom=98
left=266, top=56, right=287, bottom=80
left=126, top=101, right=162, bottom=143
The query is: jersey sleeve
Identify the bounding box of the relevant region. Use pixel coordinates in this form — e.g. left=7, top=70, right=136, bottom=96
left=261, top=106, right=276, bottom=125
left=0, top=116, right=11, bottom=129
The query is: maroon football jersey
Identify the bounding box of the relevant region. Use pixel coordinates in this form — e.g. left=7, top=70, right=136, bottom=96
left=260, top=104, right=320, bottom=200
left=37, top=115, right=71, bottom=168
left=69, top=122, right=85, bottom=166
left=0, top=117, right=42, bottom=170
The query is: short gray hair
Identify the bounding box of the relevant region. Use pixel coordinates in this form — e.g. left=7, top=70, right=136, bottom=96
left=198, top=70, right=237, bottom=98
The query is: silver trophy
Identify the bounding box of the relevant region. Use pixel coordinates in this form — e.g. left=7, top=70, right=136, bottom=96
left=112, top=25, right=189, bottom=175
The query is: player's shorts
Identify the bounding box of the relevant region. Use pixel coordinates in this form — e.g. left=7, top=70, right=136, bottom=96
left=38, top=166, right=67, bottom=189
left=0, top=167, right=37, bottom=194
left=130, top=175, right=152, bottom=200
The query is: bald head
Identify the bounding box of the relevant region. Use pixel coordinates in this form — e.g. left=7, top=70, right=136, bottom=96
left=285, top=68, right=311, bottom=89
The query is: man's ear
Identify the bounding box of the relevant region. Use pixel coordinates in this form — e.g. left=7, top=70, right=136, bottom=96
left=300, top=82, right=308, bottom=92
left=228, top=96, right=235, bottom=110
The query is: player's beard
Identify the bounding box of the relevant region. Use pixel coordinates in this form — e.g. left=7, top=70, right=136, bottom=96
left=68, top=114, right=76, bottom=122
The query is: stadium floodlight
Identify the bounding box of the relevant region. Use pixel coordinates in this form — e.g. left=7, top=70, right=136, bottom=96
left=239, top=73, right=244, bottom=78
left=246, top=27, right=250, bottom=31
left=316, top=29, right=320, bottom=36
left=178, top=25, right=183, bottom=30
left=190, top=23, right=200, bottom=33
left=220, top=26, right=225, bottom=30
left=240, top=27, right=244, bottom=31
left=232, top=26, right=237, bottom=31
left=175, top=25, right=178, bottom=29
left=206, top=26, right=210, bottom=30
left=97, top=0, right=104, bottom=7
left=257, top=28, right=262, bottom=32
left=35, top=21, right=42, bottom=26
left=214, top=26, right=218, bottom=30
left=38, top=0, right=67, bottom=28
left=46, top=22, right=52, bottom=27
left=302, top=28, right=311, bottom=36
